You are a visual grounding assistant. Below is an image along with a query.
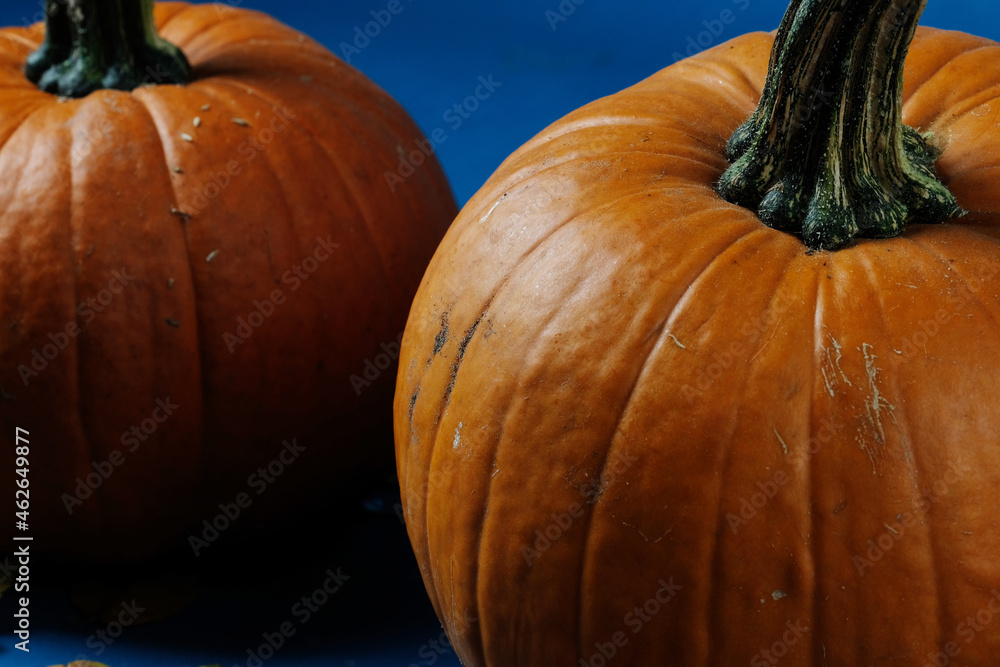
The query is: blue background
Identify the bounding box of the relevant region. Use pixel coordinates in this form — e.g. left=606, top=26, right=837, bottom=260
left=1, top=1, right=999, bottom=665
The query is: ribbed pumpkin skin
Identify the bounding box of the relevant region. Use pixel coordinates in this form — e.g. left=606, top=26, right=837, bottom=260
left=0, top=2, right=456, bottom=560
left=395, top=28, right=1000, bottom=665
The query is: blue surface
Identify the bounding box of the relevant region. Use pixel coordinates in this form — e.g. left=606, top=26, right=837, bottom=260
left=2, top=1, right=1000, bottom=665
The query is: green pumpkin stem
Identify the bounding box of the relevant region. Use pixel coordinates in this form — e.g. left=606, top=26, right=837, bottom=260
left=26, top=0, right=191, bottom=98
left=716, top=0, right=962, bottom=251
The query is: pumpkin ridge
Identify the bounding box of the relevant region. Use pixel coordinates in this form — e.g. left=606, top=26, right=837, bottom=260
left=807, top=258, right=828, bottom=666
left=920, top=81, right=1000, bottom=137
left=468, top=291, right=594, bottom=662
left=464, top=148, right=682, bottom=221
left=464, top=296, right=579, bottom=664
left=66, top=107, right=97, bottom=542
left=0, top=98, right=49, bottom=189
left=658, top=55, right=767, bottom=120
left=196, top=83, right=303, bottom=266
left=151, top=1, right=194, bottom=35
left=445, top=186, right=666, bottom=324
left=903, top=28, right=997, bottom=97
left=905, top=43, right=1000, bottom=131
left=705, top=406, right=745, bottom=666
left=576, top=225, right=769, bottom=664
left=701, top=234, right=805, bottom=665
left=125, top=90, right=207, bottom=475
left=193, top=81, right=332, bottom=286
left=468, top=415, right=506, bottom=667
left=207, top=76, right=437, bottom=312
left=527, top=116, right=728, bottom=168
left=157, top=3, right=251, bottom=63
left=0, top=31, right=42, bottom=57
left=572, top=319, right=668, bottom=665
left=858, top=248, right=944, bottom=658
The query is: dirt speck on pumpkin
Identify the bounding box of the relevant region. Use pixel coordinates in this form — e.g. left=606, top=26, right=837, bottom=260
left=771, top=589, right=787, bottom=600
left=232, top=118, right=250, bottom=127
left=181, top=132, right=194, bottom=142
left=166, top=318, right=180, bottom=328
left=206, top=250, right=220, bottom=263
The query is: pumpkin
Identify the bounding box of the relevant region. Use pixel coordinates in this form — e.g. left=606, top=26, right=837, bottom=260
left=394, top=0, right=1000, bottom=663
left=0, top=0, right=456, bottom=560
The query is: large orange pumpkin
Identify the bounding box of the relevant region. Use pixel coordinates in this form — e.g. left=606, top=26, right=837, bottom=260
left=395, top=0, right=1000, bottom=663
left=0, top=0, right=456, bottom=560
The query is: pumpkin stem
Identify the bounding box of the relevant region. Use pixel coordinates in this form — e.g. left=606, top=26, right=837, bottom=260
left=716, top=0, right=962, bottom=251
left=25, top=0, right=191, bottom=98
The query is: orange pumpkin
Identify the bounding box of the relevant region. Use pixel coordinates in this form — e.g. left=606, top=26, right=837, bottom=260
left=0, top=0, right=456, bottom=560
left=394, top=0, right=1000, bottom=663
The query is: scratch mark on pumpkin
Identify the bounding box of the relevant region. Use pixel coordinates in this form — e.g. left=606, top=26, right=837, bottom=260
left=666, top=333, right=686, bottom=349
left=820, top=335, right=851, bottom=396
left=774, top=427, right=788, bottom=455
left=479, top=193, right=507, bottom=224
left=862, top=343, right=894, bottom=446
left=452, top=422, right=463, bottom=449
left=620, top=521, right=651, bottom=542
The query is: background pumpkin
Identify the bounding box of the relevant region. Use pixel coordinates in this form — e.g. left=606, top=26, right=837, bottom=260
left=394, top=0, right=1000, bottom=663
left=0, top=0, right=456, bottom=560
